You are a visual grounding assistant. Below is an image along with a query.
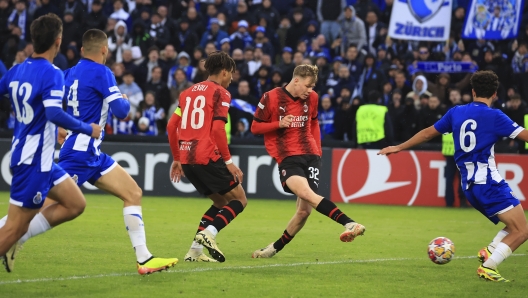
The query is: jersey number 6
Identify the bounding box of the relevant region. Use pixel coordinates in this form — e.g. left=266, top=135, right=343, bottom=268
left=460, top=119, right=477, bottom=152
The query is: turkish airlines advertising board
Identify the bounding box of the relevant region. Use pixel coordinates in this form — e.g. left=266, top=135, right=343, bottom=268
left=331, top=149, right=528, bottom=209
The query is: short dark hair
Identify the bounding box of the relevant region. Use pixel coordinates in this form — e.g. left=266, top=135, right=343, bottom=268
left=204, top=51, right=236, bottom=75
left=367, top=90, right=381, bottom=103
left=510, top=93, right=521, bottom=101
left=82, top=29, right=107, bottom=54
left=31, top=13, right=62, bottom=54
left=470, top=70, right=499, bottom=98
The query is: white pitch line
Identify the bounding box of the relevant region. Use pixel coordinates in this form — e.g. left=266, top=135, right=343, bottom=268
left=1, top=254, right=525, bottom=286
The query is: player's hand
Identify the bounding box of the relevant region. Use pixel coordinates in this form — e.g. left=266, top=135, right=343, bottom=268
left=227, top=163, right=244, bottom=184
left=377, top=146, right=401, bottom=156
left=170, top=160, right=184, bottom=183
left=122, top=94, right=128, bottom=100
left=279, top=115, right=294, bottom=128
left=57, top=127, right=67, bottom=145
left=90, top=123, right=103, bottom=139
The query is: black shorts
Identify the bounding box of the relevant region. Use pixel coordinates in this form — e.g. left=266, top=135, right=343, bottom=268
left=182, top=158, right=239, bottom=196
left=278, top=154, right=321, bottom=195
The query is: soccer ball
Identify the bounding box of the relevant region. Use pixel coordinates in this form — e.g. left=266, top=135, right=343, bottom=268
left=428, top=237, right=455, bottom=265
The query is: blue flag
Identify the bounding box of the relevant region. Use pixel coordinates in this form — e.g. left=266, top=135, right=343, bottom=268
left=413, top=62, right=479, bottom=74
left=230, top=99, right=256, bottom=114
left=463, top=0, right=523, bottom=40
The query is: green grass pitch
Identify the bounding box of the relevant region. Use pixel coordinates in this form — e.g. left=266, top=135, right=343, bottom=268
left=0, top=193, right=527, bottom=297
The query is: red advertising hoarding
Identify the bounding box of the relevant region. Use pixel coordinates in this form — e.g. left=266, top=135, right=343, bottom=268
left=331, top=149, right=528, bottom=208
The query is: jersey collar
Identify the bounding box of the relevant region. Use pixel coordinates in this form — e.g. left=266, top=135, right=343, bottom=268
left=281, top=84, right=300, bottom=101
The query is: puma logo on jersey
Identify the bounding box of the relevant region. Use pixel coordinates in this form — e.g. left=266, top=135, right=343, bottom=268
left=279, top=106, right=286, bottom=112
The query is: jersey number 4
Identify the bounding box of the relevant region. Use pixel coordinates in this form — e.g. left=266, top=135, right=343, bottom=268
left=181, top=95, right=205, bottom=129
left=66, top=79, right=80, bottom=116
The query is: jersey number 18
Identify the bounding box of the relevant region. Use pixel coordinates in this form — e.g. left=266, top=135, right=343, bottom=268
left=181, top=95, right=205, bottom=129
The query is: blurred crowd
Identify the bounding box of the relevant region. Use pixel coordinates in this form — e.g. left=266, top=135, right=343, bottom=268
left=1, top=0, right=528, bottom=150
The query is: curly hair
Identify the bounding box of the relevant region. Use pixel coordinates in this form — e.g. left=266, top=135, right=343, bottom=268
left=470, top=70, right=499, bottom=99
left=204, top=51, right=236, bottom=75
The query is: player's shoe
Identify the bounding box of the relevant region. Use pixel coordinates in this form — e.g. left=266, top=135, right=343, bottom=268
left=2, top=242, right=22, bottom=273
left=184, top=252, right=218, bottom=262
left=340, top=222, right=366, bottom=242
left=477, top=247, right=492, bottom=263
left=477, top=265, right=510, bottom=282
left=194, top=230, right=225, bottom=262
left=137, top=256, right=178, bottom=275
left=252, top=243, right=277, bottom=258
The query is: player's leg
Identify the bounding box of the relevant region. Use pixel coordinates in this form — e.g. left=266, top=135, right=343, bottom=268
left=195, top=185, right=247, bottom=262
left=285, top=175, right=365, bottom=242
left=0, top=204, right=39, bottom=269
left=185, top=193, right=226, bottom=262
left=253, top=197, right=312, bottom=258
left=478, top=227, right=510, bottom=263
left=93, top=160, right=177, bottom=274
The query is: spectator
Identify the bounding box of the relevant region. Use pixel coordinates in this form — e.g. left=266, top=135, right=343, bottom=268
left=353, top=0, right=381, bottom=21
left=512, top=43, right=527, bottom=73
left=253, top=26, right=274, bottom=57
left=33, top=0, right=61, bottom=21
left=109, top=0, right=130, bottom=28
left=61, top=11, right=82, bottom=54
left=316, top=0, right=345, bottom=44
left=137, top=91, right=165, bottom=135
left=0, top=0, right=10, bottom=45
left=427, top=73, right=450, bottom=106
left=388, top=89, right=404, bottom=141
left=111, top=111, right=135, bottom=135
left=233, top=118, right=253, bottom=139
left=186, top=7, right=205, bottom=38
left=119, top=71, right=144, bottom=119
left=157, top=5, right=177, bottom=44
left=84, top=0, right=107, bottom=32
left=163, top=44, right=177, bottom=69
left=230, top=20, right=253, bottom=51
left=108, top=20, right=132, bottom=63
left=175, top=18, right=199, bottom=55
left=285, top=8, right=307, bottom=49
left=200, top=18, right=229, bottom=49
left=135, top=46, right=167, bottom=89
left=8, top=0, right=31, bottom=42
left=417, top=95, right=444, bottom=143
left=149, top=12, right=170, bottom=49
left=278, top=47, right=295, bottom=82
left=380, top=0, right=393, bottom=25
left=65, top=45, right=80, bottom=68
left=392, top=70, right=411, bottom=97
left=111, top=62, right=125, bottom=85
left=358, top=54, right=385, bottom=100
left=276, top=16, right=290, bottom=50
left=400, top=96, right=418, bottom=140
left=230, top=1, right=256, bottom=31
left=252, top=65, right=272, bottom=98
left=219, top=37, right=231, bottom=54
left=131, top=20, right=153, bottom=57
left=145, top=66, right=171, bottom=113
left=168, top=68, right=193, bottom=115
left=289, top=0, right=316, bottom=22
left=135, top=116, right=155, bottom=136
left=270, top=69, right=284, bottom=88
left=339, top=6, right=367, bottom=54
left=192, top=59, right=208, bottom=83
left=256, top=0, right=280, bottom=31
left=406, top=75, right=431, bottom=109
left=319, top=94, right=335, bottom=139
left=121, top=49, right=138, bottom=73
left=13, top=50, right=26, bottom=67
left=230, top=80, right=257, bottom=133
left=365, top=10, right=386, bottom=55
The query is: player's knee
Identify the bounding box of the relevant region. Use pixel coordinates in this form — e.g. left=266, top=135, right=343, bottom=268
left=125, top=186, right=142, bottom=205
left=296, top=208, right=311, bottom=220
left=72, top=197, right=86, bottom=217
left=236, top=196, right=247, bottom=208
left=296, top=188, right=315, bottom=202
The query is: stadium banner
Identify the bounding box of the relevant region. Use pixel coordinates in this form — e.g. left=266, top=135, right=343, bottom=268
left=0, top=140, right=331, bottom=200
left=331, top=149, right=528, bottom=209
left=463, top=0, right=523, bottom=40
left=231, top=99, right=256, bottom=114
left=388, top=0, right=452, bottom=41
left=415, top=62, right=478, bottom=73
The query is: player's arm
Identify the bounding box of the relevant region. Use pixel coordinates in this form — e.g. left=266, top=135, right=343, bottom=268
left=515, top=129, right=528, bottom=143
left=167, top=107, right=184, bottom=182
left=310, top=95, right=322, bottom=155
left=378, top=126, right=441, bottom=156
left=251, top=92, right=291, bottom=134
left=103, top=68, right=130, bottom=119
left=213, top=89, right=243, bottom=183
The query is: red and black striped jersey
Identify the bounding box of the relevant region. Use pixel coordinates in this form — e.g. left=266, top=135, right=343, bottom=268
left=253, top=87, right=320, bottom=164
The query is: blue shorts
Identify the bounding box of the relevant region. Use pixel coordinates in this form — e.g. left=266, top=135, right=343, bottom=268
left=10, top=163, right=69, bottom=209
left=58, top=153, right=117, bottom=186
left=464, top=180, right=520, bottom=224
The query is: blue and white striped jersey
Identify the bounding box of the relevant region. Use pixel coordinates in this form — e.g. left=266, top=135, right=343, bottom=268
left=61, top=58, right=129, bottom=164
left=434, top=102, right=524, bottom=190
left=0, top=57, right=64, bottom=171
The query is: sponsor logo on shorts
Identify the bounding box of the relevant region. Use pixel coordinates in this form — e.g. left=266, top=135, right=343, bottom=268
left=33, top=192, right=42, bottom=205
left=72, top=174, right=78, bottom=184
